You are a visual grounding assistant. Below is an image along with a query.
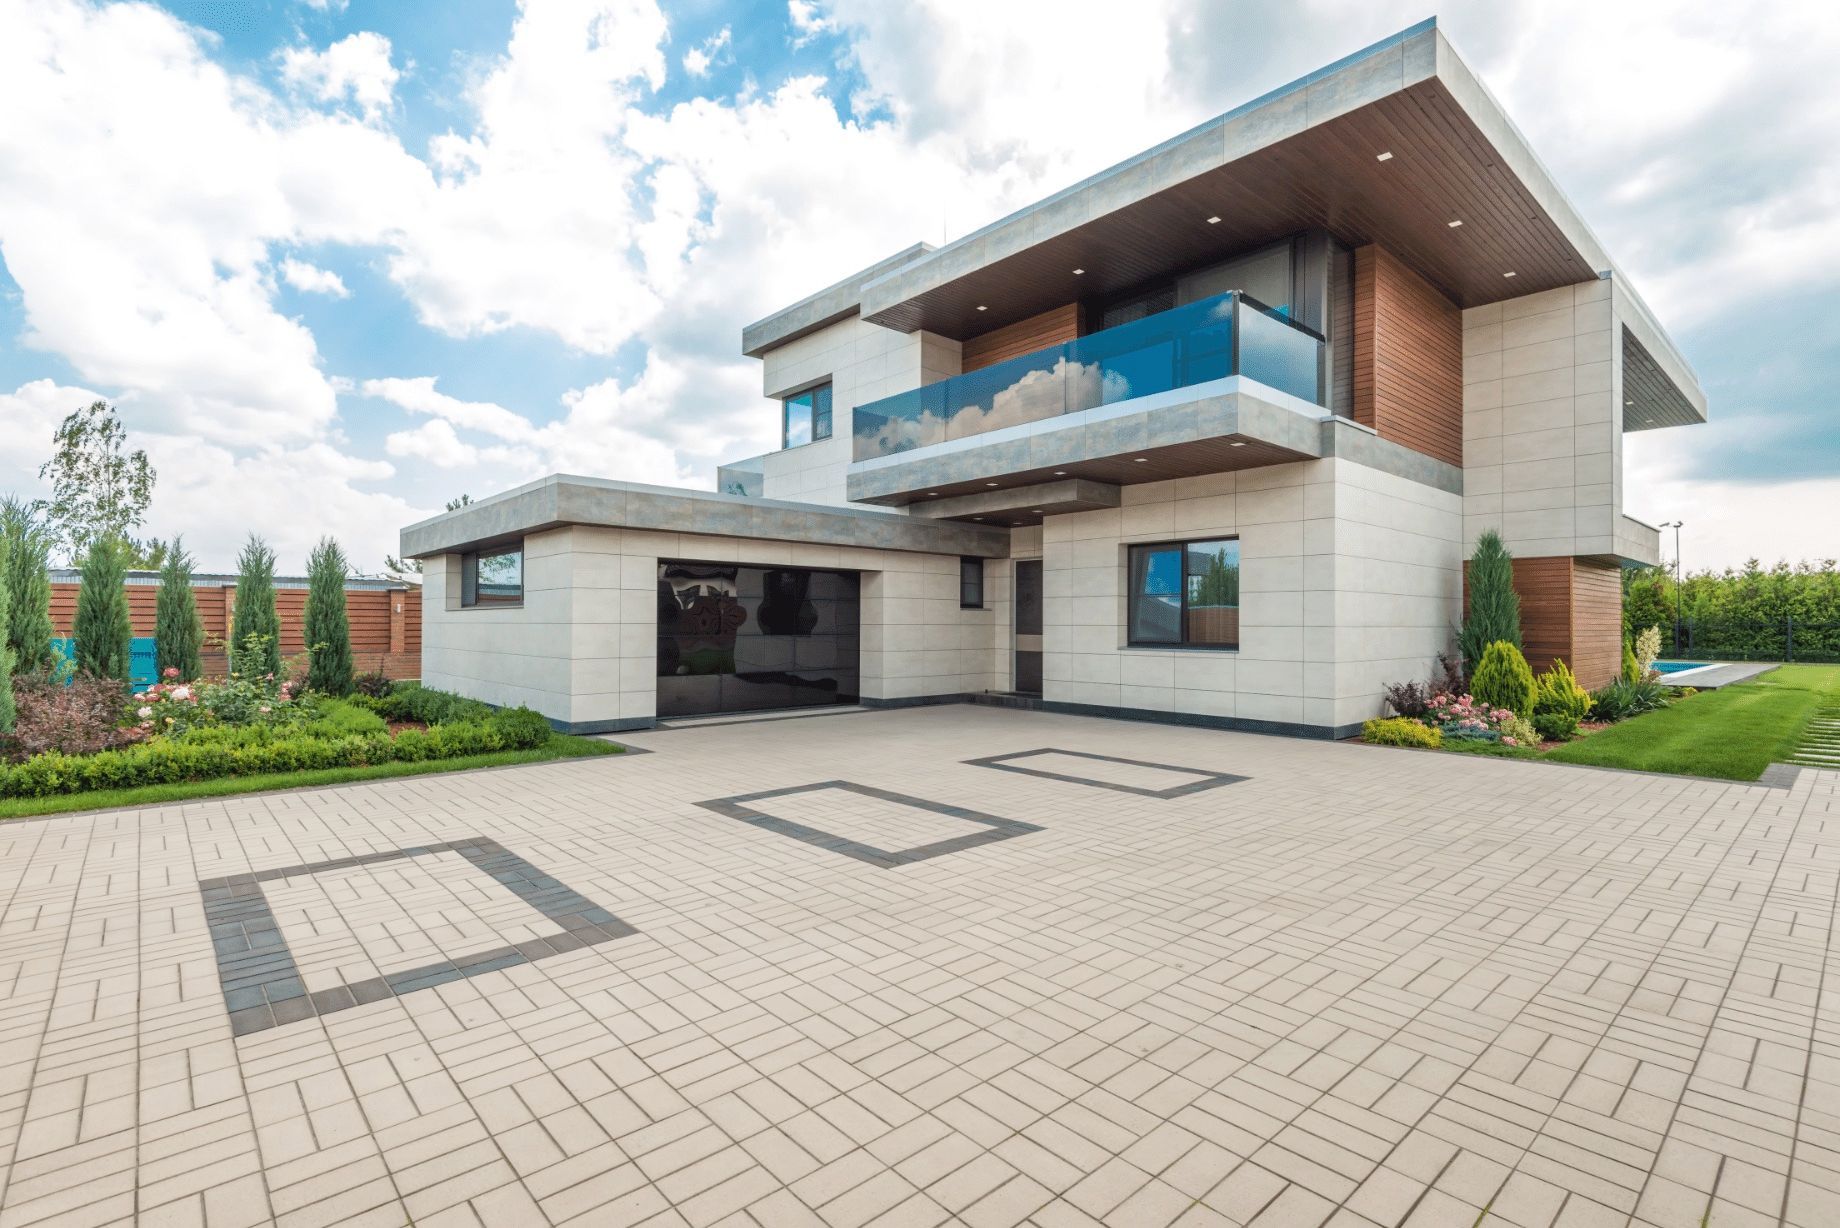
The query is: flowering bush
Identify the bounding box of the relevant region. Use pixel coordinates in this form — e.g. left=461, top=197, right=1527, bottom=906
left=131, top=667, right=307, bottom=737
left=1426, top=693, right=1537, bottom=747
left=9, top=675, right=140, bottom=757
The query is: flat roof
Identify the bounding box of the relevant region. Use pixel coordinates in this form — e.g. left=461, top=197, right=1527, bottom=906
left=742, top=19, right=1705, bottom=423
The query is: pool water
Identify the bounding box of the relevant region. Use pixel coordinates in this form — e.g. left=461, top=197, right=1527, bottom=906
left=1653, top=660, right=1707, bottom=674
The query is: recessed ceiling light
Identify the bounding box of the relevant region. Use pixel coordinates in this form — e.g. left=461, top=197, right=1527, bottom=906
left=1503, top=271, right=1517, bottom=278
left=1376, top=151, right=1394, bottom=162
left=1053, top=470, right=1066, bottom=475
left=976, top=304, right=988, bottom=311
left=1072, top=268, right=1085, bottom=275
left=972, top=516, right=984, bottom=521
left=1206, top=216, right=1222, bottom=224
left=1031, top=509, right=1043, bottom=514
left=1447, top=219, right=1463, bottom=228
left=1133, top=457, right=1149, bottom=463
left=986, top=481, right=999, bottom=486
left=1229, top=441, right=1246, bottom=447
left=926, top=491, right=939, bottom=496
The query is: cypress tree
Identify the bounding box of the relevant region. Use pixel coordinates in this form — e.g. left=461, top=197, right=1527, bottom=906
left=1460, top=530, right=1522, bottom=669
left=230, top=534, right=282, bottom=678
left=0, top=534, right=13, bottom=734
left=303, top=537, right=353, bottom=696
left=0, top=498, right=55, bottom=674
left=73, top=535, right=132, bottom=683
left=155, top=537, right=204, bottom=681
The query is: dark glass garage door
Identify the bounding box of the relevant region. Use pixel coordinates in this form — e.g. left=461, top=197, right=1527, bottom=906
left=657, top=562, right=860, bottom=717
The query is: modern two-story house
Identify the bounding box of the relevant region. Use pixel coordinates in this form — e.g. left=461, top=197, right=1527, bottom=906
left=402, top=19, right=1706, bottom=736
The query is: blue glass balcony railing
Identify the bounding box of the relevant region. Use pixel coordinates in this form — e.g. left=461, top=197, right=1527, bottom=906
left=851, top=291, right=1324, bottom=463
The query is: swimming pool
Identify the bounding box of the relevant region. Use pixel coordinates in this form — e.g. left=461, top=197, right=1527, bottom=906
left=1653, top=660, right=1708, bottom=674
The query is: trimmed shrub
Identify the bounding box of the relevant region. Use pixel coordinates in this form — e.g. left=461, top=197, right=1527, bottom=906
left=73, top=536, right=132, bottom=684
left=155, top=538, right=205, bottom=681
left=1362, top=717, right=1441, bottom=749
left=1533, top=711, right=1580, bottom=742
left=1533, top=660, right=1591, bottom=723
left=1460, top=531, right=1521, bottom=669
left=488, top=706, right=552, bottom=749
left=368, top=682, right=492, bottom=726
left=1470, top=641, right=1536, bottom=718
left=230, top=535, right=282, bottom=679
left=303, top=537, right=354, bottom=696
left=352, top=669, right=393, bottom=698
left=1622, top=639, right=1641, bottom=684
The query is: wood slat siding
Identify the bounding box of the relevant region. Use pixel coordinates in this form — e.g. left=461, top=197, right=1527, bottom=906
left=47, top=581, right=422, bottom=680
left=960, top=303, right=1083, bottom=372
left=1570, top=561, right=1623, bottom=690
left=1462, top=556, right=1624, bottom=690
left=1352, top=245, right=1463, bottom=467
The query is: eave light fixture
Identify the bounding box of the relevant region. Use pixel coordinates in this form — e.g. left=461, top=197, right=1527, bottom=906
left=1447, top=219, right=1463, bottom=228
left=1376, top=151, right=1394, bottom=161
left=976, top=304, right=988, bottom=311
left=1053, top=470, right=1067, bottom=476
left=1503, top=271, right=1517, bottom=278
left=1206, top=215, right=1222, bottom=224
left=985, top=482, right=999, bottom=487
left=1133, top=457, right=1149, bottom=463
left=1072, top=268, right=1085, bottom=275
left=1229, top=441, right=1246, bottom=447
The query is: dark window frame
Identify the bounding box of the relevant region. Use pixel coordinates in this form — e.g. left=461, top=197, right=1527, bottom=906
left=958, top=557, right=985, bottom=609
left=460, top=541, right=524, bottom=609
left=1126, top=537, right=1241, bottom=650
left=781, top=381, right=834, bottom=449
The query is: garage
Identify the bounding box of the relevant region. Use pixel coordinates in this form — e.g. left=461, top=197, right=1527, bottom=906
left=656, top=561, right=861, bottom=718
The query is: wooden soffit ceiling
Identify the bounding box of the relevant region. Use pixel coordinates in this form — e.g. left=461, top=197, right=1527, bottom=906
left=863, top=79, right=1600, bottom=341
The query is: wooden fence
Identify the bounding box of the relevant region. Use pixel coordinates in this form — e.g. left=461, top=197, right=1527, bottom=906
left=48, top=573, right=421, bottom=680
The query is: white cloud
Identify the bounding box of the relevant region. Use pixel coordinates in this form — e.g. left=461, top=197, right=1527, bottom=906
left=787, top=0, right=831, bottom=46
left=280, top=32, right=400, bottom=122
left=683, top=27, right=731, bottom=77
left=279, top=257, right=350, bottom=297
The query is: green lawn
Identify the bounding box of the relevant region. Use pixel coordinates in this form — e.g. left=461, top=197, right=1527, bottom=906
left=1542, top=664, right=1839, bottom=781
left=0, top=735, right=623, bottom=820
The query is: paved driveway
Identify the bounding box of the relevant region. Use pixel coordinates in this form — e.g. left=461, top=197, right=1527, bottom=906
left=0, top=706, right=1836, bottom=1227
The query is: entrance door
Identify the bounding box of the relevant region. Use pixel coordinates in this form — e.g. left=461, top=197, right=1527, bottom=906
left=1013, top=559, right=1042, bottom=695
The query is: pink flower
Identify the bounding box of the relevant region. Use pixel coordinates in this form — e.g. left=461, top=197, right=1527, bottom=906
left=1503, top=737, right=1518, bottom=747
left=163, top=667, right=179, bottom=678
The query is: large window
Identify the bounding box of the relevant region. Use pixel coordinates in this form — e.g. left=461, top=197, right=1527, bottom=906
left=461, top=543, right=523, bottom=608
left=1127, top=539, right=1239, bottom=648
left=782, top=382, right=833, bottom=448
left=959, top=557, right=984, bottom=609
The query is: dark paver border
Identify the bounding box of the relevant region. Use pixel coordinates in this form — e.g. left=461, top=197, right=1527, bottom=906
left=963, top=747, right=1248, bottom=799
left=200, top=837, right=634, bottom=1036
left=695, top=780, right=1041, bottom=868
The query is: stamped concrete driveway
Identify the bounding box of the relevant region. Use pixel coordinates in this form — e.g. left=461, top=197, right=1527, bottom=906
left=0, top=706, right=1837, bottom=1228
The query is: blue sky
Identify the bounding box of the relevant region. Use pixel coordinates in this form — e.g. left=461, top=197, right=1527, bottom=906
left=1, top=0, right=1835, bottom=575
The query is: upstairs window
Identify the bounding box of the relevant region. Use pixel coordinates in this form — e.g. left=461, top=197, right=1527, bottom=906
left=782, top=382, right=833, bottom=448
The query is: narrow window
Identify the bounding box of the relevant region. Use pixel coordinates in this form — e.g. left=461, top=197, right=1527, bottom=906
left=959, top=557, right=984, bottom=609
left=461, top=542, right=523, bottom=608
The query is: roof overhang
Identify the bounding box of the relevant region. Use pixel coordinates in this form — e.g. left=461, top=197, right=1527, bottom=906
left=855, top=20, right=1620, bottom=340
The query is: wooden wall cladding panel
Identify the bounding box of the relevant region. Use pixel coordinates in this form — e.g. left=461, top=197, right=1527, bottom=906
left=1462, top=556, right=1625, bottom=690
left=961, top=302, right=1083, bottom=372
left=1570, top=560, right=1624, bottom=690
left=1351, top=245, right=1463, bottom=467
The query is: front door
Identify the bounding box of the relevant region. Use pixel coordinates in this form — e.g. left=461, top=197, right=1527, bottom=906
left=1013, top=559, right=1042, bottom=695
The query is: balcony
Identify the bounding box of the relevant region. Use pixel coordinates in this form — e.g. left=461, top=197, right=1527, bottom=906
left=845, top=293, right=1336, bottom=516
left=852, top=292, right=1324, bottom=464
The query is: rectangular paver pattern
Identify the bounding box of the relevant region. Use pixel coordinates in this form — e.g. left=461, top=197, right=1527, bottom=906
left=0, top=706, right=1836, bottom=1227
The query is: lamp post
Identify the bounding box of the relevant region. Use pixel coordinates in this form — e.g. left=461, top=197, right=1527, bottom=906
left=1659, top=520, right=1684, bottom=653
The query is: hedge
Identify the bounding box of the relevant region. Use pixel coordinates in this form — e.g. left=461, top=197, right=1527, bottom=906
left=1362, top=717, right=1441, bottom=749
left=0, top=706, right=552, bottom=799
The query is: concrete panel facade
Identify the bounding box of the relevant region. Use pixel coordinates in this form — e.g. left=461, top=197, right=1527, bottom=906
left=758, top=318, right=960, bottom=506
left=422, top=525, right=998, bottom=732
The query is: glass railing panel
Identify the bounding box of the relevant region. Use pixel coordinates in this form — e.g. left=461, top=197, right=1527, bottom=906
left=852, top=383, right=942, bottom=456
left=1066, top=293, right=1235, bottom=413
left=938, top=345, right=1068, bottom=441
left=1236, top=298, right=1322, bottom=404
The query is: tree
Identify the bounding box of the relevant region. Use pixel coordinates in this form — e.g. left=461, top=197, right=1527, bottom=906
left=1192, top=547, right=1239, bottom=607
left=1470, top=640, right=1536, bottom=718
left=0, top=497, right=55, bottom=674
left=155, top=537, right=205, bottom=681
left=0, top=534, right=13, bottom=735
left=384, top=494, right=470, bottom=581
left=230, top=535, right=282, bottom=678
left=73, top=536, right=132, bottom=683
left=1460, top=530, right=1521, bottom=668
left=35, top=401, right=156, bottom=564
left=304, top=537, right=354, bottom=695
